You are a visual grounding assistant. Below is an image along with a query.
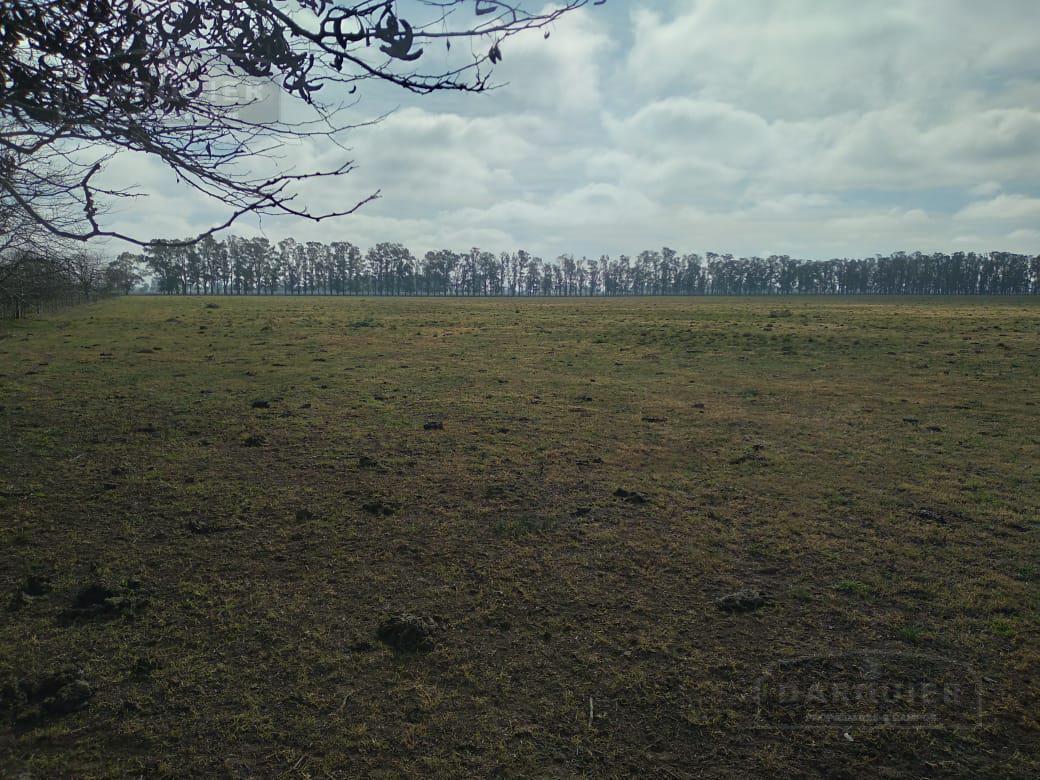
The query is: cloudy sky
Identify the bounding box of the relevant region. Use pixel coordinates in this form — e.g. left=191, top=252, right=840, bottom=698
left=103, top=0, right=1040, bottom=259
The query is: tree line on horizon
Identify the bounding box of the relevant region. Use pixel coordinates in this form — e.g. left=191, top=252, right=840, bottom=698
left=131, top=237, right=1040, bottom=297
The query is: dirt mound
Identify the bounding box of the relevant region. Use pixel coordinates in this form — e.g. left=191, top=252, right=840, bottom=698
left=716, top=589, right=768, bottom=613
left=376, top=614, right=438, bottom=652
left=63, top=582, right=145, bottom=621
left=614, top=488, right=647, bottom=504
left=1, top=667, right=92, bottom=724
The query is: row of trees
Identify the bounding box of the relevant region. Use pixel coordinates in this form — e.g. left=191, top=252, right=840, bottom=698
left=0, top=249, right=142, bottom=319
left=136, top=237, right=1040, bottom=296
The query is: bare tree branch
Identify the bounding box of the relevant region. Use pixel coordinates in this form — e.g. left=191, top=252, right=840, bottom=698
left=0, top=0, right=600, bottom=247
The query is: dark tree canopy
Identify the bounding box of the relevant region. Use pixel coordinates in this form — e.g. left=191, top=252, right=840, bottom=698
left=133, top=235, right=1040, bottom=297
left=0, top=0, right=599, bottom=247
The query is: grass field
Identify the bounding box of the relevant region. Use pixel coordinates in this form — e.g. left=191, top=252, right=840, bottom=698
left=1, top=295, right=1038, bottom=777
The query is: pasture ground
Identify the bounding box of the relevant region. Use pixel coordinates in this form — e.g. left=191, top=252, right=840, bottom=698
left=1, top=295, right=1038, bottom=777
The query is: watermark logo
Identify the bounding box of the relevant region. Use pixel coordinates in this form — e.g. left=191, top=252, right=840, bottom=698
left=206, top=76, right=282, bottom=124
left=753, top=651, right=981, bottom=729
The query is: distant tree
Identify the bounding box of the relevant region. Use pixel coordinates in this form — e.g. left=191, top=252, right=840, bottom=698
left=143, top=240, right=185, bottom=294
left=422, top=249, right=459, bottom=296
left=64, top=251, right=107, bottom=299
left=106, top=252, right=144, bottom=294
left=365, top=242, right=414, bottom=295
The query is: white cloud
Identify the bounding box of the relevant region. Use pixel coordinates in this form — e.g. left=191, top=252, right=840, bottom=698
left=970, top=181, right=1003, bottom=197
left=957, top=194, right=1040, bottom=221
left=624, top=1, right=1040, bottom=118
left=491, top=5, right=613, bottom=113
left=1009, top=228, right=1040, bottom=243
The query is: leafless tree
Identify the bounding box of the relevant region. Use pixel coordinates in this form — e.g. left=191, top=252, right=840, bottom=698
left=63, top=251, right=107, bottom=299
left=0, top=0, right=602, bottom=247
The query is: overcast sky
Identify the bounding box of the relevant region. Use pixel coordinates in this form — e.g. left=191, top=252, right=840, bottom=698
left=103, top=0, right=1040, bottom=260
